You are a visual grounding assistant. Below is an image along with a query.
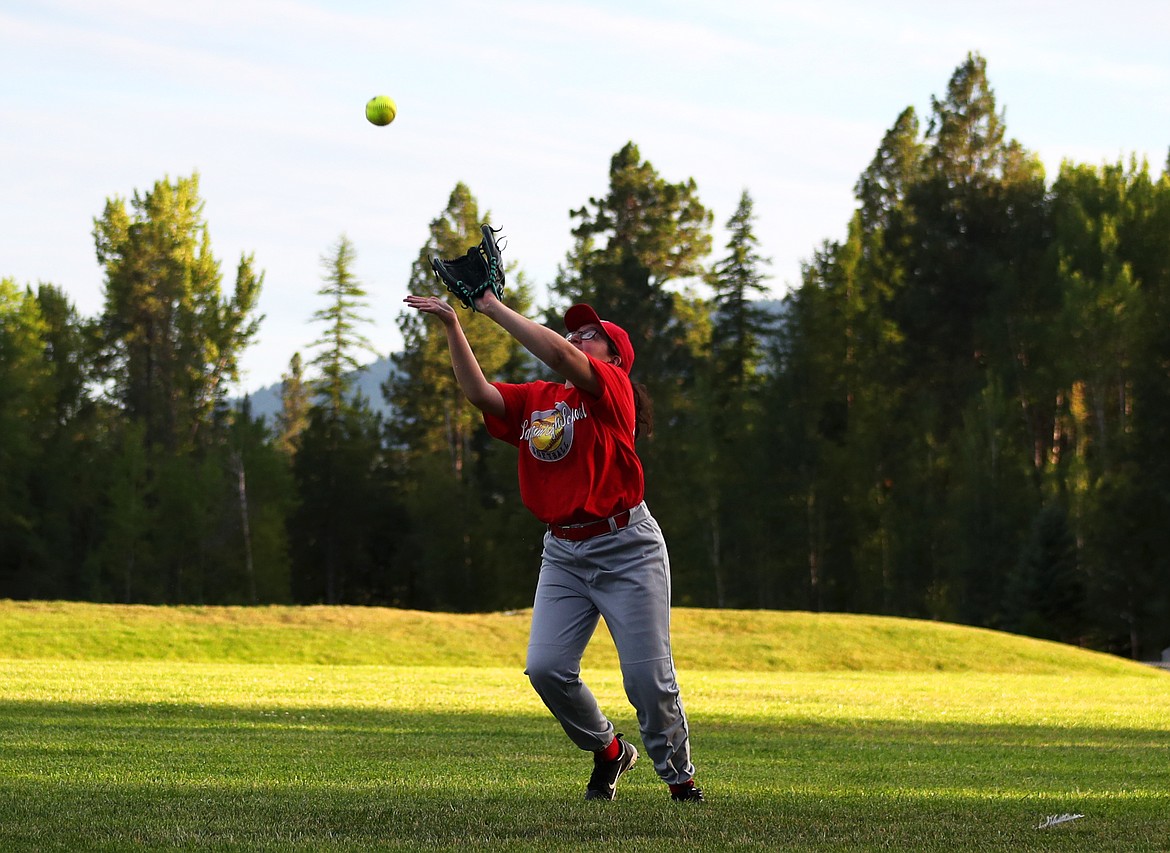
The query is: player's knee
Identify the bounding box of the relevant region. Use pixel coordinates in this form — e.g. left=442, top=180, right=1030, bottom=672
left=525, top=646, right=578, bottom=694
left=621, top=658, right=680, bottom=707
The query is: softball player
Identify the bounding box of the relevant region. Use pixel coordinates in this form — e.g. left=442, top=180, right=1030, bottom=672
left=404, top=287, right=702, bottom=803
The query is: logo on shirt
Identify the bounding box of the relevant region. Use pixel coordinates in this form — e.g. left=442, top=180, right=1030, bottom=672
left=520, top=402, right=588, bottom=462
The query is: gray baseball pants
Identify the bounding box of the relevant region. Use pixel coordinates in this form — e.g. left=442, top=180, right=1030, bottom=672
left=525, top=501, right=695, bottom=786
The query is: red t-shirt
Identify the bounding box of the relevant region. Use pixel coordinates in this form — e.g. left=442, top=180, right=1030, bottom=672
left=483, top=356, right=644, bottom=525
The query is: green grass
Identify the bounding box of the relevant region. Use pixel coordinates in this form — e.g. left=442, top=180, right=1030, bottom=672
left=0, top=600, right=1142, bottom=673
left=1, top=602, right=1168, bottom=851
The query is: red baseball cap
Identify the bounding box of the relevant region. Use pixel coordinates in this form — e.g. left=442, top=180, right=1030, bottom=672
left=564, top=303, right=635, bottom=375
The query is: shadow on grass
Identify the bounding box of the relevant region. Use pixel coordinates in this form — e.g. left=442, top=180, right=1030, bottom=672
left=1, top=700, right=1168, bottom=851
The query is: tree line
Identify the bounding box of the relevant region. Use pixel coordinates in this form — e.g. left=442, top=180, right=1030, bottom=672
left=3, top=54, right=1168, bottom=660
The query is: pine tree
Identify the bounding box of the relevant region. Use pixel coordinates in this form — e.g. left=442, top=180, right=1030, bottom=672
left=22, top=284, right=103, bottom=598
left=291, top=234, right=390, bottom=604
left=276, top=352, right=310, bottom=456
left=89, top=174, right=263, bottom=601
left=709, top=190, right=772, bottom=391
left=93, top=173, right=262, bottom=453
left=385, top=184, right=540, bottom=610
left=0, top=279, right=52, bottom=594
left=553, top=141, right=713, bottom=386
left=1005, top=503, right=1084, bottom=643
left=699, top=191, right=772, bottom=605
left=898, top=52, right=1010, bottom=423
left=308, top=235, right=377, bottom=416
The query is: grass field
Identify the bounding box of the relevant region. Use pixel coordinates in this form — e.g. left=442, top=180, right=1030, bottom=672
left=1, top=601, right=1168, bottom=851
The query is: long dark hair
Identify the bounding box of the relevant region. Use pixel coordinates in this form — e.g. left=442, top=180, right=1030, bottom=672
left=604, top=334, right=653, bottom=439
left=631, top=380, right=654, bottom=439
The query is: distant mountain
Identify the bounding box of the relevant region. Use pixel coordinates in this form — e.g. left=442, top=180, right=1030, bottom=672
left=236, top=298, right=789, bottom=423
left=756, top=298, right=788, bottom=321
left=236, top=355, right=398, bottom=423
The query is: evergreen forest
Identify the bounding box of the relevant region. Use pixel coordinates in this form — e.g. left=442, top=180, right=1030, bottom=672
left=3, top=54, right=1168, bottom=661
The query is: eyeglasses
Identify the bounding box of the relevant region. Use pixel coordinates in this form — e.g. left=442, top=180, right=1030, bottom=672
left=565, top=329, right=603, bottom=343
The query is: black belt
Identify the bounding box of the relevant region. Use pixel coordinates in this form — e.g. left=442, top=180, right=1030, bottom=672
left=549, top=509, right=633, bottom=541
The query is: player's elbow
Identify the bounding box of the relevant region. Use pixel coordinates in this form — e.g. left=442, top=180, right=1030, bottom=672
left=466, top=383, right=506, bottom=419
left=544, top=343, right=590, bottom=384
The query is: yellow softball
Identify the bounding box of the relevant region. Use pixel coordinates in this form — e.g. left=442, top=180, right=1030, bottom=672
left=365, top=95, right=396, bottom=126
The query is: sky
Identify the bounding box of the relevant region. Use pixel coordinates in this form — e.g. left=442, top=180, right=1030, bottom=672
left=3, top=0, right=1168, bottom=395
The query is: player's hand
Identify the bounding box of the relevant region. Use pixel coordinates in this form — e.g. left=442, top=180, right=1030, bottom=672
left=472, top=286, right=501, bottom=314
left=404, top=294, right=459, bottom=326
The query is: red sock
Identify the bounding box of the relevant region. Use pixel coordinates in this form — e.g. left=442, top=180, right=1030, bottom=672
left=670, top=781, right=695, bottom=796
left=598, top=737, right=622, bottom=762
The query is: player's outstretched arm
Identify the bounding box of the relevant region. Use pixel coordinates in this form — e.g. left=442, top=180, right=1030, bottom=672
left=474, top=290, right=602, bottom=395
left=403, top=295, right=506, bottom=418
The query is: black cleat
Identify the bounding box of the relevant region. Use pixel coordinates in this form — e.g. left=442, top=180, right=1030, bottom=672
left=671, top=782, right=705, bottom=802
left=584, top=734, right=638, bottom=800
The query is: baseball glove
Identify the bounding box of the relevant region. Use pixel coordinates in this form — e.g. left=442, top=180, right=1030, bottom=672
left=430, top=224, right=505, bottom=311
